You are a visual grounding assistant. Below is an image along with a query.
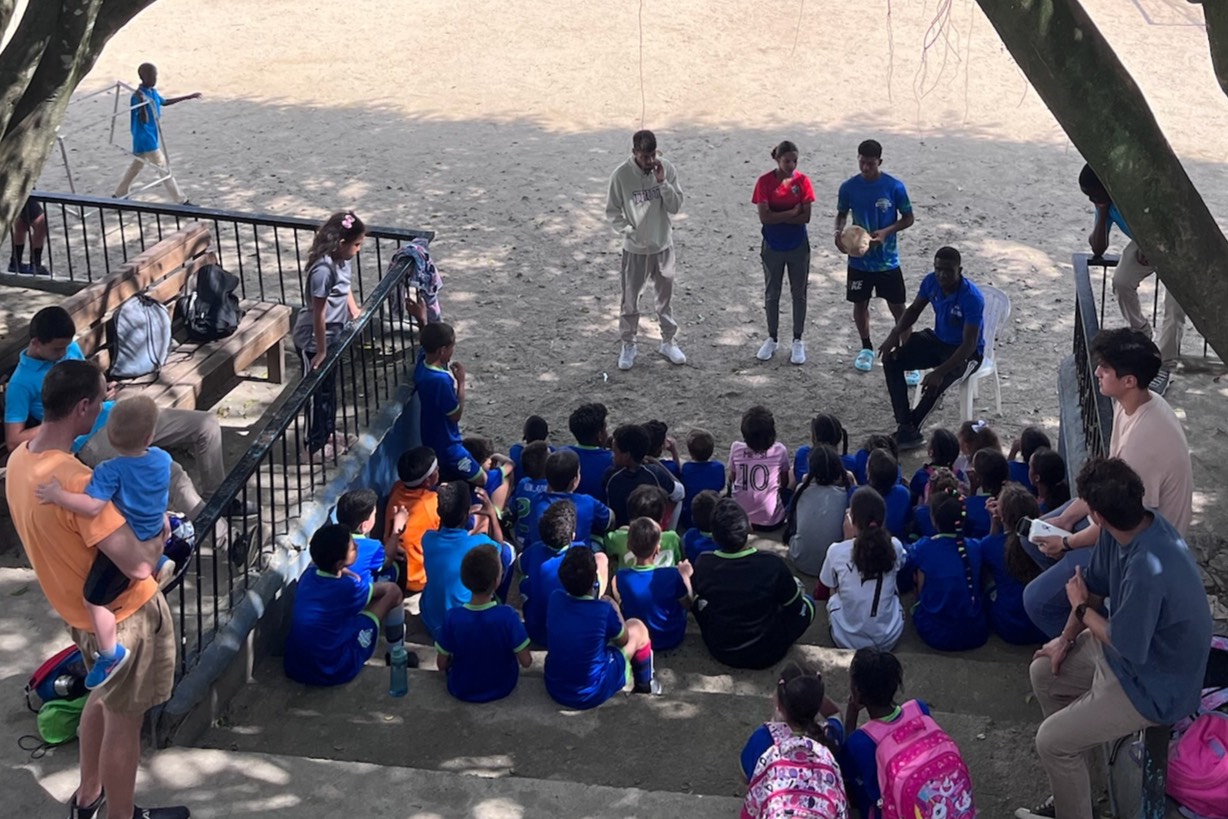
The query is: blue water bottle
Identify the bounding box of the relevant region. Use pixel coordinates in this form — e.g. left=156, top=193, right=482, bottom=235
left=389, top=646, right=409, bottom=697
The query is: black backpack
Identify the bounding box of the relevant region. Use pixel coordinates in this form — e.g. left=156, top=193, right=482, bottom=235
left=179, top=264, right=242, bottom=341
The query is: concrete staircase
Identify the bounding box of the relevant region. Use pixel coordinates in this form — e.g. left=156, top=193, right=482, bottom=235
left=198, top=581, right=1049, bottom=818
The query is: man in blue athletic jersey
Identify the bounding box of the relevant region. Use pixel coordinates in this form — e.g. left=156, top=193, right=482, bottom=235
left=835, top=139, right=917, bottom=380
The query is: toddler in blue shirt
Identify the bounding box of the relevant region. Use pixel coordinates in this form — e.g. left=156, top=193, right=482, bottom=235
left=682, top=489, right=721, bottom=564
left=37, top=396, right=173, bottom=689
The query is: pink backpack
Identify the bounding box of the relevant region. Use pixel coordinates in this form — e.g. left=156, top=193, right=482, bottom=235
left=859, top=700, right=976, bottom=819
left=741, top=722, right=849, bottom=819
left=1167, top=711, right=1228, bottom=818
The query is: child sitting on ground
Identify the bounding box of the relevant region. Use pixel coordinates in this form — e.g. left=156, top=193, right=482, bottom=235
left=461, top=434, right=514, bottom=515
left=677, top=428, right=726, bottom=531
left=604, top=485, right=684, bottom=567
left=955, top=419, right=1001, bottom=483
left=509, top=414, right=549, bottom=476
left=545, top=546, right=660, bottom=708
left=644, top=419, right=682, bottom=477
left=335, top=488, right=404, bottom=585
left=819, top=488, right=907, bottom=651
left=523, top=449, right=615, bottom=549
left=966, top=446, right=1010, bottom=538
left=610, top=518, right=693, bottom=651
left=852, top=433, right=898, bottom=487
left=981, top=483, right=1047, bottom=645
left=35, top=396, right=174, bottom=689
left=1028, top=447, right=1070, bottom=514
left=284, top=523, right=409, bottom=686
left=908, top=427, right=961, bottom=505
left=683, top=489, right=721, bottom=564
left=729, top=405, right=792, bottom=531
left=786, top=445, right=853, bottom=577
left=841, top=648, right=974, bottom=818
left=864, top=448, right=912, bottom=540
left=435, top=543, right=532, bottom=703
left=567, top=402, right=613, bottom=502
left=793, top=412, right=855, bottom=485
left=508, top=440, right=550, bottom=546
left=910, top=489, right=988, bottom=651
left=1007, top=426, right=1050, bottom=493
left=740, top=662, right=848, bottom=817
left=519, top=499, right=580, bottom=646
left=912, top=466, right=960, bottom=540
left=603, top=424, right=685, bottom=528
left=420, top=483, right=513, bottom=639
left=384, top=446, right=441, bottom=593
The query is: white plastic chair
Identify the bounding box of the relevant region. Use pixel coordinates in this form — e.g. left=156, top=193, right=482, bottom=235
left=910, top=284, right=1011, bottom=422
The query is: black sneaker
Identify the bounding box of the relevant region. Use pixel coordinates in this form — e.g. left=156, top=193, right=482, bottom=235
left=133, top=806, right=191, bottom=819
left=67, top=792, right=105, bottom=819
left=632, top=678, right=663, bottom=696
left=894, top=425, right=926, bottom=451
left=1014, top=796, right=1056, bottom=818
left=1148, top=367, right=1171, bottom=396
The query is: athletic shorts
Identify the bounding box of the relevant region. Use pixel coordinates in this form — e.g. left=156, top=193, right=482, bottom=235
left=19, top=198, right=43, bottom=224
left=438, top=444, right=483, bottom=483
left=846, top=265, right=906, bottom=304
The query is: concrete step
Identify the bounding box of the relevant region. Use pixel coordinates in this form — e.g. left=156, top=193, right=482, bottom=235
left=203, top=658, right=1045, bottom=816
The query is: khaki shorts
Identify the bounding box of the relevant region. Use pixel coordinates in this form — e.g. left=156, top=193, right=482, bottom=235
left=70, top=592, right=176, bottom=714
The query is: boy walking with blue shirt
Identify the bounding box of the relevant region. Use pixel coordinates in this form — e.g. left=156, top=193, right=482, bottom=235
left=114, top=63, right=201, bottom=204
left=835, top=139, right=916, bottom=376
left=436, top=544, right=532, bottom=703
left=879, top=246, right=985, bottom=451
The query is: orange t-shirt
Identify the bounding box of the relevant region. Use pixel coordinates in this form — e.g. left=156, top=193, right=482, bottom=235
left=385, top=481, right=439, bottom=592
left=5, top=443, right=157, bottom=630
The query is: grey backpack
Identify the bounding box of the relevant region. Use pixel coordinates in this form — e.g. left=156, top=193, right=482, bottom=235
left=107, top=294, right=172, bottom=379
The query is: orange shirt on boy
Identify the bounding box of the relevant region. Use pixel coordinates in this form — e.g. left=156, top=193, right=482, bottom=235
left=385, top=481, right=440, bottom=592
left=6, top=444, right=157, bottom=630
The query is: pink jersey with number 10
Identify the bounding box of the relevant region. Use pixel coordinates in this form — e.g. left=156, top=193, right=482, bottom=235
left=728, top=441, right=790, bottom=527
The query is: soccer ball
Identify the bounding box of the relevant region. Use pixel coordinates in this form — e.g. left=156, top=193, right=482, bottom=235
left=842, top=225, right=872, bottom=258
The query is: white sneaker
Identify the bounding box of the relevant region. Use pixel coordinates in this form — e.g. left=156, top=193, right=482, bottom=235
left=659, top=340, right=686, bottom=365
left=618, top=342, right=637, bottom=371
left=756, top=339, right=778, bottom=360
left=790, top=339, right=806, bottom=365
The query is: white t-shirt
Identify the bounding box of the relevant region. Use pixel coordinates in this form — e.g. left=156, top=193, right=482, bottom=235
left=819, top=536, right=907, bottom=651
left=1109, top=391, right=1193, bottom=535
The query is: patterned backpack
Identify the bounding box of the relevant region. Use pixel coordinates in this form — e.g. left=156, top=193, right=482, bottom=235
left=742, top=722, right=849, bottom=819
left=859, top=700, right=976, bottom=819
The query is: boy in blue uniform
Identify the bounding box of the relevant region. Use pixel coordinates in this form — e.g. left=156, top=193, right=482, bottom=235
left=610, top=518, right=693, bottom=651
left=335, top=488, right=405, bottom=585
left=284, top=524, right=410, bottom=686
left=682, top=490, right=721, bottom=564
left=462, top=435, right=514, bottom=514
left=602, top=424, right=685, bottom=529
left=678, top=428, right=726, bottom=531
left=509, top=415, right=549, bottom=476
left=879, top=246, right=986, bottom=451
left=520, top=500, right=594, bottom=646
left=567, top=402, right=614, bottom=503
left=523, top=449, right=615, bottom=549
left=508, top=441, right=551, bottom=546
left=436, top=544, right=533, bottom=703
left=545, top=546, right=661, bottom=709
left=835, top=139, right=915, bottom=376
left=420, top=482, right=514, bottom=639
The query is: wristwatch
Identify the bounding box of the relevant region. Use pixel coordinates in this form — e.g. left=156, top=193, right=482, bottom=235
left=1074, top=602, right=1089, bottom=623
left=1061, top=536, right=1072, bottom=552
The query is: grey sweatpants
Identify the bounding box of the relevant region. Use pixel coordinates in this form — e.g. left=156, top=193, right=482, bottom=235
left=619, top=247, right=678, bottom=344
left=761, top=241, right=810, bottom=340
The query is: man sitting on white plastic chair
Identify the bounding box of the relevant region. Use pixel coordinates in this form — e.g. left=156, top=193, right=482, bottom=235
left=879, top=246, right=985, bottom=451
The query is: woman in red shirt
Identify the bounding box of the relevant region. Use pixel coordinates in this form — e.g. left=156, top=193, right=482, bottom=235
left=751, top=140, right=816, bottom=365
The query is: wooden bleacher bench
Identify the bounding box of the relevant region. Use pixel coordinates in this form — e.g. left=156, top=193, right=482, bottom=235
left=0, top=222, right=292, bottom=414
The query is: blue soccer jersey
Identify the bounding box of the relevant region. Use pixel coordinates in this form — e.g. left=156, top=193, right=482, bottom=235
left=520, top=543, right=567, bottom=645
left=284, top=567, right=378, bottom=686
left=436, top=601, right=531, bottom=703
left=911, top=534, right=988, bottom=651
left=510, top=476, right=550, bottom=544
left=524, top=490, right=613, bottom=549
left=614, top=565, right=688, bottom=650
left=837, top=172, right=912, bottom=272
left=544, top=591, right=628, bottom=710
left=420, top=528, right=502, bottom=639
left=918, top=272, right=985, bottom=355
left=414, top=351, right=464, bottom=461
left=794, top=445, right=858, bottom=485
left=678, top=460, right=726, bottom=531
left=980, top=533, right=1047, bottom=646
left=683, top=528, right=719, bottom=564
left=568, top=445, right=614, bottom=503
left=1008, top=460, right=1036, bottom=494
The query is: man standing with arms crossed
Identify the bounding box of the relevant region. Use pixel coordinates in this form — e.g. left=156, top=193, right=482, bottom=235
left=606, top=129, right=686, bottom=371
left=6, top=360, right=188, bottom=819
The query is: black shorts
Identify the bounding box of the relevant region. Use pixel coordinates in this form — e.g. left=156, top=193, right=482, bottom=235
left=846, top=265, right=906, bottom=304
left=18, top=198, right=43, bottom=224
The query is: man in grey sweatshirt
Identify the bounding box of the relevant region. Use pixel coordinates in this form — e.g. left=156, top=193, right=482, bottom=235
left=605, top=130, right=686, bottom=371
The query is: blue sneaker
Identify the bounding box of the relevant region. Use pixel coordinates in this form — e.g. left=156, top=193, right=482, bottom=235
left=85, top=644, right=131, bottom=690
left=905, top=369, right=922, bottom=387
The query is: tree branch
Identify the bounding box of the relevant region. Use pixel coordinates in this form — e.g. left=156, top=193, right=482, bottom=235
left=1197, top=1, right=1228, bottom=99
left=0, top=0, right=18, bottom=42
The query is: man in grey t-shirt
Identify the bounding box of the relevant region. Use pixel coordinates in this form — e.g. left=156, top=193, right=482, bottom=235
left=1015, top=457, right=1210, bottom=819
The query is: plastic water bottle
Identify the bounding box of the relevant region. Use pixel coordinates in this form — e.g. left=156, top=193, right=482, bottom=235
left=389, top=646, right=409, bottom=697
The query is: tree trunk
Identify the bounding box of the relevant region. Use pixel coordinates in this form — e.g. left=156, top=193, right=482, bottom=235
left=1191, top=0, right=1228, bottom=99
left=0, top=1, right=157, bottom=239
left=975, top=0, right=1228, bottom=361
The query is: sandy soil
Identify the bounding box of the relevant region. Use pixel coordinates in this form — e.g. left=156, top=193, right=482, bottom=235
left=40, top=0, right=1227, bottom=464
